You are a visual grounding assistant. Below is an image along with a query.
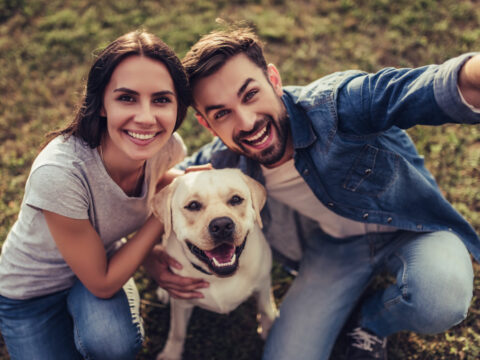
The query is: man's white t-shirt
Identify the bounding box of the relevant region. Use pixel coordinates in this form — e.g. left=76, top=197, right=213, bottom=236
left=261, top=159, right=397, bottom=239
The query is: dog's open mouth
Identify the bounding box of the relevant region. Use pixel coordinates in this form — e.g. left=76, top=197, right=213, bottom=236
left=186, top=237, right=247, bottom=276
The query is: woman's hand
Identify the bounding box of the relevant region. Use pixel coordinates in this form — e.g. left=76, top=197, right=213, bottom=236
left=143, top=244, right=209, bottom=299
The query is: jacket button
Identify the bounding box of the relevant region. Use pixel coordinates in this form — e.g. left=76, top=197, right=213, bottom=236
left=364, top=168, right=372, bottom=175
left=327, top=202, right=334, bottom=207
left=363, top=213, right=369, bottom=219
left=302, top=168, right=309, bottom=176
left=387, top=217, right=393, bottom=223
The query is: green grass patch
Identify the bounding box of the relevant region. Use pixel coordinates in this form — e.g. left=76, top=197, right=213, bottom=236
left=0, top=0, right=479, bottom=359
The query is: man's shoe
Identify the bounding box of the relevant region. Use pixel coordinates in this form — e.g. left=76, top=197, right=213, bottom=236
left=345, top=325, right=387, bottom=360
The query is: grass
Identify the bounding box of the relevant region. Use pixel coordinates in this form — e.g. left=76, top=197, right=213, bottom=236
left=0, top=0, right=479, bottom=359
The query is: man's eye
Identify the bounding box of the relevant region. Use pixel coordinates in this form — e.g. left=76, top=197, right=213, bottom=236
left=228, top=195, right=244, bottom=206
left=214, top=109, right=230, bottom=120
left=185, top=201, right=202, bottom=211
left=244, top=89, right=258, bottom=102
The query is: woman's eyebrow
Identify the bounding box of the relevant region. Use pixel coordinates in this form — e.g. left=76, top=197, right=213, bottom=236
left=113, top=88, right=175, bottom=96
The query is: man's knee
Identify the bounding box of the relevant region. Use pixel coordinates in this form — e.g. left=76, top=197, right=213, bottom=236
left=405, top=233, right=473, bottom=333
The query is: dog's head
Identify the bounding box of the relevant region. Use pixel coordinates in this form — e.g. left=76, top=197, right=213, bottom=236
left=152, top=168, right=266, bottom=276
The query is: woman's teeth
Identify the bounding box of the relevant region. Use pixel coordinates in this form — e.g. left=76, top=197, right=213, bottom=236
left=127, top=131, right=157, bottom=140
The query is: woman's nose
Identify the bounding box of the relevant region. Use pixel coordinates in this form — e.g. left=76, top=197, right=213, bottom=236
left=134, top=102, right=156, bottom=125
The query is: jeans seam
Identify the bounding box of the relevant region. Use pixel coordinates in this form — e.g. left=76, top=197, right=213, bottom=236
left=384, top=252, right=409, bottom=309
left=70, top=312, right=92, bottom=360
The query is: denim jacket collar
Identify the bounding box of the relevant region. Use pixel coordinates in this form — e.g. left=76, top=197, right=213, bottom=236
left=282, top=92, right=317, bottom=150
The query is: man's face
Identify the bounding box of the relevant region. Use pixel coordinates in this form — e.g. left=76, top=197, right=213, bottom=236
left=193, top=54, right=292, bottom=168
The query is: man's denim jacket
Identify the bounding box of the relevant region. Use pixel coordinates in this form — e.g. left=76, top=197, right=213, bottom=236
left=180, top=53, right=480, bottom=263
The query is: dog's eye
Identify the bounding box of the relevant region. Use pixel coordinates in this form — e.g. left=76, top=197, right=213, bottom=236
left=185, top=201, right=202, bottom=211
left=228, top=195, right=244, bottom=206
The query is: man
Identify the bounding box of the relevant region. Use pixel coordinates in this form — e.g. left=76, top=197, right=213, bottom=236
left=158, top=27, right=480, bottom=360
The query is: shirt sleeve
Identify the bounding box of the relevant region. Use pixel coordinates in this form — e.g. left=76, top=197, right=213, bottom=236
left=25, top=164, right=90, bottom=219
left=433, top=52, right=480, bottom=124
left=336, top=53, right=480, bottom=135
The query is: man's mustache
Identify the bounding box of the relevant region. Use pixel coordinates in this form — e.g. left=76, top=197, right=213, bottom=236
left=235, top=117, right=271, bottom=141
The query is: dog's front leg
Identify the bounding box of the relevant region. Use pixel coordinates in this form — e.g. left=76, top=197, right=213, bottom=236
left=255, top=283, right=278, bottom=340
left=156, top=300, right=194, bottom=360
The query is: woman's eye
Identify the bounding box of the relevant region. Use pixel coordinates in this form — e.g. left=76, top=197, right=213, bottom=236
left=153, top=97, right=172, bottom=104
left=185, top=201, right=202, bottom=211
left=228, top=195, right=244, bottom=206
left=118, top=94, right=135, bottom=102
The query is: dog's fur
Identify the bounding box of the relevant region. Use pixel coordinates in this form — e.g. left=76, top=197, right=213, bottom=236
left=151, top=168, right=277, bottom=360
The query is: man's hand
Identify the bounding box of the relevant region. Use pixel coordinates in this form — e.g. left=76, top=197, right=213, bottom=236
left=185, top=163, right=213, bottom=173
left=459, top=54, right=480, bottom=109
left=143, top=244, right=209, bottom=299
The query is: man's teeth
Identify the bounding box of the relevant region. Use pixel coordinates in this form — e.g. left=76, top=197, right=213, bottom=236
left=244, top=126, right=268, bottom=144
left=212, top=254, right=236, bottom=267
left=127, top=131, right=156, bottom=140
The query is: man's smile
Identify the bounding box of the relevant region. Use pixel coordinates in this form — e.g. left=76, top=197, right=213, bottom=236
left=241, top=122, right=273, bottom=149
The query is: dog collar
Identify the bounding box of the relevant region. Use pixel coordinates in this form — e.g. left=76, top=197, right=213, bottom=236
left=190, top=262, right=213, bottom=275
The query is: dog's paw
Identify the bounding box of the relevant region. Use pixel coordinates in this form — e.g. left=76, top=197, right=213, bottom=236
left=256, top=310, right=277, bottom=340
left=156, top=287, right=170, bottom=304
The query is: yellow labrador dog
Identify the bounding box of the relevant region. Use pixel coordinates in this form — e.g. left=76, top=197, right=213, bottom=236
left=152, top=168, right=277, bottom=360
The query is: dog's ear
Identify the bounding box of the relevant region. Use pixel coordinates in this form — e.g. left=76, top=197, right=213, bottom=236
left=151, top=180, right=178, bottom=240
left=240, top=173, right=267, bottom=228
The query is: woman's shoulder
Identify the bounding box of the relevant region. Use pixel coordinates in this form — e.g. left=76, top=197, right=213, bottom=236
left=146, top=132, right=186, bottom=176
left=33, top=135, right=97, bottom=171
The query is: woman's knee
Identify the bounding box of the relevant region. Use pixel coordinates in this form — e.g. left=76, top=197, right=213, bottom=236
left=75, top=321, right=143, bottom=360
left=67, top=280, right=144, bottom=359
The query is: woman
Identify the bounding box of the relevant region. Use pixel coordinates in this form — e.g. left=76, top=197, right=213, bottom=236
left=0, top=30, right=194, bottom=359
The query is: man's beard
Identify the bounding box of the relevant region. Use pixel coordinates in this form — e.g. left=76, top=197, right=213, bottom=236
left=233, top=109, right=290, bottom=167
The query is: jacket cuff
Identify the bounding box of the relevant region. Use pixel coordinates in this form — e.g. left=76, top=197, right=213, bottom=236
left=434, top=52, right=480, bottom=124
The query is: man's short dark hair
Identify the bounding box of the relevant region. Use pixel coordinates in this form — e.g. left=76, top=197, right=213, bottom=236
left=183, top=27, right=268, bottom=90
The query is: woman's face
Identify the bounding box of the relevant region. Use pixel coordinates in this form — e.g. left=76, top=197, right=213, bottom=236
left=101, top=55, right=178, bottom=163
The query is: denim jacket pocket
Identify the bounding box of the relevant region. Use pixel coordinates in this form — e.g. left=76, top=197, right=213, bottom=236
left=343, top=144, right=399, bottom=196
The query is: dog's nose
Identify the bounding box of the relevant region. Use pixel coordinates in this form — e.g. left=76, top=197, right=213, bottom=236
left=209, top=217, right=235, bottom=239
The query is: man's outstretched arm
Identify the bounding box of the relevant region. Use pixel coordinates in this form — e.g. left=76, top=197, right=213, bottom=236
left=459, top=54, right=480, bottom=109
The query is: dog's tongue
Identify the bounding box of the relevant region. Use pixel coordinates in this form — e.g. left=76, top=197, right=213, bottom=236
left=204, top=243, right=235, bottom=264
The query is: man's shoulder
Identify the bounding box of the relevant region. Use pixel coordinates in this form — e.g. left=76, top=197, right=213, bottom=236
left=178, top=137, right=238, bottom=169
left=283, top=70, right=366, bottom=108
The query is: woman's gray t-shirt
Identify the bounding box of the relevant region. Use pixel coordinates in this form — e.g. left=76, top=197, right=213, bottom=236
left=0, top=134, right=184, bottom=299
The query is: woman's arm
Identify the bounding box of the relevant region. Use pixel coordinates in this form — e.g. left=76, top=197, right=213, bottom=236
left=43, top=210, right=163, bottom=298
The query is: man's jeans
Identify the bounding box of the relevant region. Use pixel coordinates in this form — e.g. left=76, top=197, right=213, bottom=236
left=0, top=278, right=144, bottom=360
left=263, top=230, right=474, bottom=360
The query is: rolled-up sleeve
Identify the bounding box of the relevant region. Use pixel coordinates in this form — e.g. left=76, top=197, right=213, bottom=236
left=434, top=52, right=480, bottom=124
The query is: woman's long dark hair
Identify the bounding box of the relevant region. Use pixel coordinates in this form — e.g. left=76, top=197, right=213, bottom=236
left=46, top=30, right=191, bottom=148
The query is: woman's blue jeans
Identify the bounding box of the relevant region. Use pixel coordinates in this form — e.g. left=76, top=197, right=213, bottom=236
left=263, top=230, right=474, bottom=360
left=0, top=278, right=144, bottom=360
